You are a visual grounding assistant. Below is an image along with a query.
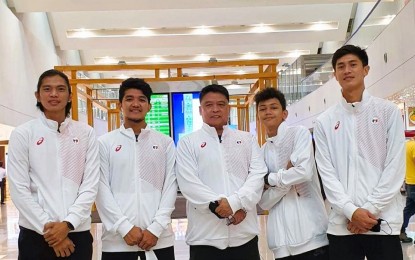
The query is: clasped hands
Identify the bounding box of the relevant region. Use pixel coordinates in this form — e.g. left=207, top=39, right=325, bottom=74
left=43, top=221, right=75, bottom=257
left=347, top=208, right=378, bottom=234
left=215, top=198, right=246, bottom=225
left=123, top=226, right=158, bottom=251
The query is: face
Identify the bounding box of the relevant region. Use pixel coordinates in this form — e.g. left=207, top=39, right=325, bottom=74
left=257, top=98, right=287, bottom=131
left=334, top=53, right=369, bottom=92
left=35, top=75, right=71, bottom=117
left=120, top=88, right=151, bottom=123
left=199, top=92, right=230, bottom=131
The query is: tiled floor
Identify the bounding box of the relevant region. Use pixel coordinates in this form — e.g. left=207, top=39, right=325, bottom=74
left=1, top=196, right=414, bottom=260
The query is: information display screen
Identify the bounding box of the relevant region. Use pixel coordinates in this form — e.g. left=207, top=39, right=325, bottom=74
left=146, top=93, right=170, bottom=136
left=171, top=92, right=203, bottom=144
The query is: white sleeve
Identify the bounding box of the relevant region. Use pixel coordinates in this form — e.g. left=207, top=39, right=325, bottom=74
left=267, top=128, right=315, bottom=188
left=362, top=107, right=405, bottom=215
left=64, top=128, right=100, bottom=229
left=227, top=137, right=268, bottom=213
left=95, top=138, right=134, bottom=238
left=314, top=120, right=356, bottom=220
left=258, top=186, right=290, bottom=210
left=147, top=140, right=178, bottom=238
left=8, top=129, right=52, bottom=234
left=176, top=138, right=220, bottom=211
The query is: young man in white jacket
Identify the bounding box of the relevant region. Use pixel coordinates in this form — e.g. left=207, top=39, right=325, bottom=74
left=255, top=87, right=329, bottom=260
left=7, top=69, right=100, bottom=259
left=176, top=84, right=268, bottom=260
left=95, top=78, right=177, bottom=260
left=314, top=45, right=405, bottom=260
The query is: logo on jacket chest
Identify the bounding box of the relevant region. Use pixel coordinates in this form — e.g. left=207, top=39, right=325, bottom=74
left=36, top=137, right=44, bottom=145
left=371, top=117, right=379, bottom=124
left=200, top=142, right=207, bottom=148
left=334, top=121, right=340, bottom=130
left=72, top=137, right=79, bottom=144
left=115, top=145, right=122, bottom=152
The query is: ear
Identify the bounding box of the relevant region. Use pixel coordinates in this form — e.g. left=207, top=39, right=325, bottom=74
left=148, top=103, right=152, bottom=112
left=333, top=71, right=339, bottom=82
left=35, top=91, right=40, bottom=101
left=282, top=110, right=288, bottom=121
left=364, top=65, right=370, bottom=76
left=199, top=106, right=202, bottom=116
left=68, top=92, right=72, bottom=103
left=118, top=101, right=122, bottom=112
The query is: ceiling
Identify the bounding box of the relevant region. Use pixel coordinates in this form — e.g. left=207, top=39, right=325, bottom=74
left=6, top=0, right=388, bottom=90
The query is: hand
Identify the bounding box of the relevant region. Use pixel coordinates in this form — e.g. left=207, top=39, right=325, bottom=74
left=231, top=209, right=247, bottom=225
left=349, top=208, right=378, bottom=232
left=123, top=226, right=143, bottom=246
left=286, top=161, right=293, bottom=169
left=43, top=222, right=70, bottom=247
left=52, top=237, right=75, bottom=257
left=138, top=230, right=158, bottom=251
left=347, top=221, right=368, bottom=234
left=215, top=198, right=233, bottom=218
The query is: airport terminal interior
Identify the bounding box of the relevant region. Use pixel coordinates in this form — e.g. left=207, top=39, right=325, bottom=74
left=2, top=0, right=415, bottom=259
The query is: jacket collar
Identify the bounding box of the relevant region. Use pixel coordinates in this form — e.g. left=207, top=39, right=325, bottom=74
left=266, top=121, right=287, bottom=143
left=40, top=113, right=71, bottom=132
left=202, top=123, right=230, bottom=139
left=119, top=124, right=151, bottom=140
left=340, top=89, right=371, bottom=113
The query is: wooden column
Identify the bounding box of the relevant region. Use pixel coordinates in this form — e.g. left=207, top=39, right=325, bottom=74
left=70, top=70, right=79, bottom=121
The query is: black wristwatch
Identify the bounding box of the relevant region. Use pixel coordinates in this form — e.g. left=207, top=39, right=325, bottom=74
left=63, top=221, right=74, bottom=231
left=264, top=173, right=275, bottom=187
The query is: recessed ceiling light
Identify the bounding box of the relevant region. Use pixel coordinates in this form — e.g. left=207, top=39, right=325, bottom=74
left=241, top=52, right=258, bottom=60
left=135, top=27, right=154, bottom=37
left=194, top=54, right=210, bottom=62
left=147, top=55, right=164, bottom=63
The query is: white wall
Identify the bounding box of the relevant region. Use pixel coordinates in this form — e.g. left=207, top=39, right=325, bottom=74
left=0, top=2, right=60, bottom=127
left=287, top=0, right=415, bottom=129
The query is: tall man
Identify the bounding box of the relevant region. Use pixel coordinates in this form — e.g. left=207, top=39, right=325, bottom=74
left=314, top=45, right=405, bottom=260
left=176, top=84, right=267, bottom=260
left=255, top=87, right=329, bottom=260
left=7, top=69, right=100, bottom=259
left=95, top=78, right=177, bottom=260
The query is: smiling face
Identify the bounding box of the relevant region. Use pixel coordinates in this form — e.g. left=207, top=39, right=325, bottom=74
left=199, top=92, right=230, bottom=134
left=120, top=88, right=151, bottom=124
left=334, top=53, right=369, bottom=94
left=257, top=98, right=288, bottom=136
left=35, top=75, right=72, bottom=121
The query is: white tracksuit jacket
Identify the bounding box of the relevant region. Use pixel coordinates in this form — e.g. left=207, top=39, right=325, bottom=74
left=95, top=125, right=177, bottom=252
left=314, top=90, right=405, bottom=235
left=176, top=123, right=267, bottom=249
left=258, top=122, right=328, bottom=258
left=7, top=114, right=99, bottom=234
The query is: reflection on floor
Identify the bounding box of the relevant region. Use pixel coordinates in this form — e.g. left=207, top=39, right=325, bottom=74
left=1, top=197, right=414, bottom=260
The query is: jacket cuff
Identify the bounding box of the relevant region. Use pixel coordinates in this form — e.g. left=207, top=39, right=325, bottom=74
left=267, top=171, right=278, bottom=187
left=64, top=215, right=81, bottom=230
left=117, top=220, right=134, bottom=238
left=227, top=194, right=241, bottom=214
left=147, top=222, right=164, bottom=238
left=343, top=202, right=358, bottom=221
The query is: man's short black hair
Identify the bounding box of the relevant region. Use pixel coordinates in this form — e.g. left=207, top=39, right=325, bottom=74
left=254, top=87, right=287, bottom=111
left=119, top=78, right=152, bottom=103
left=199, top=84, right=229, bottom=102
left=332, top=45, right=369, bottom=70
left=36, top=69, right=72, bottom=118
